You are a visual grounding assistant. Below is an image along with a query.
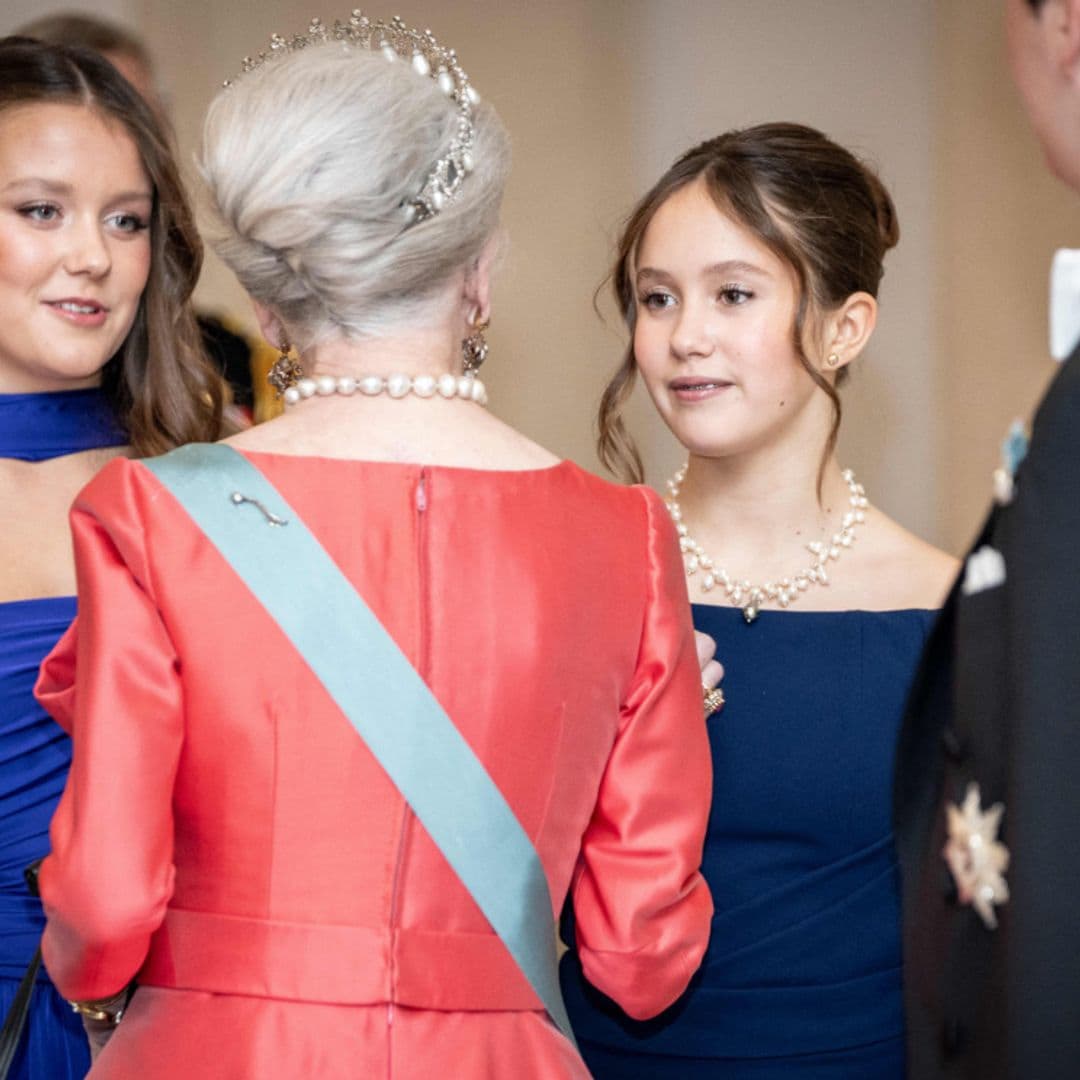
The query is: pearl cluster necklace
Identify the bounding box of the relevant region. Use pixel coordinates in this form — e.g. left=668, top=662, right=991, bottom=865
left=665, top=466, right=869, bottom=623
left=283, top=372, right=488, bottom=407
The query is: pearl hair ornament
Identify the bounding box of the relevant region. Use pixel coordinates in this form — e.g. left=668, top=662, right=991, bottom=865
left=227, top=11, right=479, bottom=224
left=666, top=466, right=869, bottom=623
left=283, top=371, right=488, bottom=406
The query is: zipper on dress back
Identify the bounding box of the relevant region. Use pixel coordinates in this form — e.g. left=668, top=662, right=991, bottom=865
left=385, top=467, right=429, bottom=1067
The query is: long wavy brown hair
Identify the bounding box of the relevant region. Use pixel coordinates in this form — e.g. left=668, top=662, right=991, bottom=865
left=598, top=122, right=899, bottom=487
left=0, top=36, right=224, bottom=455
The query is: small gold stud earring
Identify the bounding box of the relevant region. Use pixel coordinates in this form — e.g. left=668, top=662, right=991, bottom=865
left=826, top=352, right=841, bottom=368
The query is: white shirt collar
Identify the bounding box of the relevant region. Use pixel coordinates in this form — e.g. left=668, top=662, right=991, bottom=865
left=1050, top=248, right=1080, bottom=361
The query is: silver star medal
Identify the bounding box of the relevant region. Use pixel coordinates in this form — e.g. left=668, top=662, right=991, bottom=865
left=992, top=420, right=1029, bottom=506
left=942, top=782, right=1010, bottom=929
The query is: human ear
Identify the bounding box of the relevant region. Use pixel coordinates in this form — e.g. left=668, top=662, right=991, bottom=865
left=251, top=301, right=288, bottom=350
left=822, top=292, right=878, bottom=373
left=462, top=232, right=500, bottom=325
left=1058, top=0, right=1080, bottom=80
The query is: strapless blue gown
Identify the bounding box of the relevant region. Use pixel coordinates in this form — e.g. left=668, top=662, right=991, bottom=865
left=1, top=389, right=125, bottom=1080
left=561, top=604, right=937, bottom=1078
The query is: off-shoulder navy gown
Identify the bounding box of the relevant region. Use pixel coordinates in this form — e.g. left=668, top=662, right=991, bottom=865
left=0, top=389, right=125, bottom=1080
left=561, top=604, right=937, bottom=1078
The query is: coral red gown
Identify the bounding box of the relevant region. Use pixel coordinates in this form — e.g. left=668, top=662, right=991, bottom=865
left=35, top=451, right=713, bottom=1079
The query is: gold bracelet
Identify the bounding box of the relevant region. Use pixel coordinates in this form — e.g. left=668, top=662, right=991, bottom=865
left=69, top=994, right=126, bottom=1025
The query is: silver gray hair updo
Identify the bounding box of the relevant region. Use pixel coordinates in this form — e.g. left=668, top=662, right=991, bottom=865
left=200, top=41, right=510, bottom=346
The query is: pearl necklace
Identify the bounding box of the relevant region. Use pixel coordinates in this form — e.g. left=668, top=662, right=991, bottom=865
left=283, top=372, right=488, bottom=407
left=664, top=465, right=869, bottom=623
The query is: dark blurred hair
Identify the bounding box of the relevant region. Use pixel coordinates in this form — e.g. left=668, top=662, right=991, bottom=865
left=597, top=122, right=899, bottom=487
left=15, top=12, right=153, bottom=72
left=0, top=36, right=223, bottom=454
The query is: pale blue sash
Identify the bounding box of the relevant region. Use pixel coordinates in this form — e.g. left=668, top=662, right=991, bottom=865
left=143, top=444, right=574, bottom=1043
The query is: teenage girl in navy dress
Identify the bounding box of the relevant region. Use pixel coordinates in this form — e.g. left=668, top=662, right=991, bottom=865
left=561, top=123, right=957, bottom=1078
left=0, top=37, right=223, bottom=1078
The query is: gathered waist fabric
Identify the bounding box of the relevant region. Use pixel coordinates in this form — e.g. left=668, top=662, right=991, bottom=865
left=140, top=908, right=546, bottom=1012
left=561, top=834, right=904, bottom=1059
left=562, top=956, right=902, bottom=1061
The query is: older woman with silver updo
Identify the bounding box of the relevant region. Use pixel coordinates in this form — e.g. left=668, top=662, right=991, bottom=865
left=33, top=14, right=714, bottom=1078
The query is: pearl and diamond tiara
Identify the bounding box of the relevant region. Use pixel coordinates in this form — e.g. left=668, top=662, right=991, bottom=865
left=227, top=11, right=479, bottom=225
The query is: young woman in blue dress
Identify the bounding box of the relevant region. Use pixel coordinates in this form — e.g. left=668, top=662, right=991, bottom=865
left=560, top=123, right=958, bottom=1077
left=0, top=37, right=223, bottom=1078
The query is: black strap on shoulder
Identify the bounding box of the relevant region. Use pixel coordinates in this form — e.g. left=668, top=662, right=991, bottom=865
left=0, top=947, right=42, bottom=1080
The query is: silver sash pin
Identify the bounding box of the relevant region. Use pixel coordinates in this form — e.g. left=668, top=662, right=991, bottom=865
left=229, top=491, right=288, bottom=527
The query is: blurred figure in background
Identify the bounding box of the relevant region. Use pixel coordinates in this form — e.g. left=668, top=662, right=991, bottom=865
left=894, top=1, right=1080, bottom=1077
left=16, top=12, right=163, bottom=115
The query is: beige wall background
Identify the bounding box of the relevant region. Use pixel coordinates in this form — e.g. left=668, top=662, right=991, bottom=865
left=625, top=0, right=939, bottom=547
left=937, top=2, right=1080, bottom=549
left=5, top=0, right=1076, bottom=554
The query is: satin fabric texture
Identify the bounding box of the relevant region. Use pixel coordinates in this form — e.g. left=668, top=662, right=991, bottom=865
left=563, top=605, right=936, bottom=1077
left=36, top=451, right=713, bottom=1079
left=144, top=444, right=574, bottom=1039
left=0, top=387, right=128, bottom=1080
left=0, top=599, right=88, bottom=1080
left=0, top=388, right=125, bottom=463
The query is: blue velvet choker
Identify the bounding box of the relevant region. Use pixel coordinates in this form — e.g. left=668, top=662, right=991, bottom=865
left=0, top=388, right=128, bottom=462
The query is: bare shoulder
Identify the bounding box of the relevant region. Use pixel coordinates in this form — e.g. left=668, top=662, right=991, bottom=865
left=862, top=509, right=959, bottom=609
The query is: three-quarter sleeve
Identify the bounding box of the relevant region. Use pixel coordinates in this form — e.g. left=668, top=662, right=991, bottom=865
left=35, top=459, right=182, bottom=1002
left=570, top=485, right=713, bottom=1020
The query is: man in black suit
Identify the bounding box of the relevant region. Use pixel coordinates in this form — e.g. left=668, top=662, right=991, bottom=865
left=895, top=2, right=1080, bottom=1077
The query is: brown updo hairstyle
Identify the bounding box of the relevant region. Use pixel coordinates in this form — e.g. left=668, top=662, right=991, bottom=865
left=0, top=36, right=224, bottom=455
left=598, top=122, right=899, bottom=485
